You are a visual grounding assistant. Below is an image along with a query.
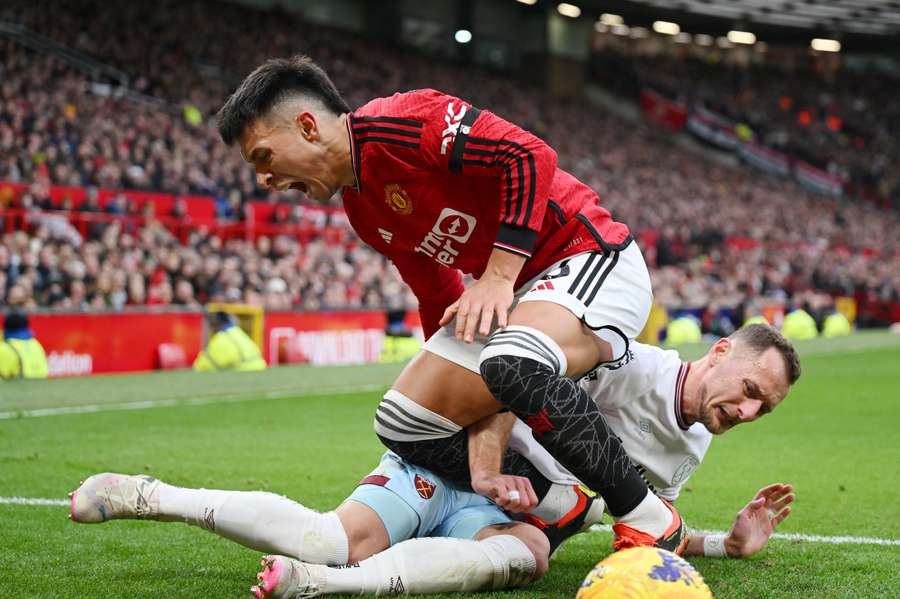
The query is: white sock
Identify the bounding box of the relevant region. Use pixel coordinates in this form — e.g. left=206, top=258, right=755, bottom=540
left=158, top=484, right=348, bottom=565
left=531, top=483, right=580, bottom=524
left=310, top=535, right=536, bottom=595
left=615, top=491, right=671, bottom=537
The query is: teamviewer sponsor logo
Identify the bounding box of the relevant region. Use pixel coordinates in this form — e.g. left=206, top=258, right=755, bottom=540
left=440, top=102, right=469, bottom=155
left=414, top=208, right=477, bottom=266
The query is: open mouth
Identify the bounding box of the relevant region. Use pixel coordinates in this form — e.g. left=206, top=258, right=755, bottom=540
left=289, top=182, right=307, bottom=193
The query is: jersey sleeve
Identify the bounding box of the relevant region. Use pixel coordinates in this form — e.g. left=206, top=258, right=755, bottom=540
left=402, top=90, right=558, bottom=258
left=388, top=251, right=464, bottom=340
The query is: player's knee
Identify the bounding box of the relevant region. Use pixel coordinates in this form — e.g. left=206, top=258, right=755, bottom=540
left=478, top=325, right=567, bottom=404
left=514, top=525, right=551, bottom=579
left=336, top=504, right=391, bottom=564
left=478, top=524, right=550, bottom=582
left=478, top=325, right=567, bottom=380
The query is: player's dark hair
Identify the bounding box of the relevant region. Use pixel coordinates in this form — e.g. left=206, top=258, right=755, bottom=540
left=217, top=55, right=350, bottom=145
left=731, top=323, right=801, bottom=385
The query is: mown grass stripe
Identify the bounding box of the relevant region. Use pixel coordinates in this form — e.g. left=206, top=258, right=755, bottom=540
left=0, top=383, right=388, bottom=420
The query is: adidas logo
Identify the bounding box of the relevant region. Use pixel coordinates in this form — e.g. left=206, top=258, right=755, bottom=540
left=378, top=228, right=393, bottom=244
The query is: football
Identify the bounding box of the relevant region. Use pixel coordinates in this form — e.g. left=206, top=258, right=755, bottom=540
left=576, top=547, right=712, bottom=599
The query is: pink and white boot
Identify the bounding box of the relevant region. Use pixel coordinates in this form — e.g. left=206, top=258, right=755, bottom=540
left=250, top=555, right=325, bottom=599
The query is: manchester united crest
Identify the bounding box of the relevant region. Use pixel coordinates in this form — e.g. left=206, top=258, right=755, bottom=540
left=414, top=474, right=436, bottom=499
left=384, top=184, right=413, bottom=215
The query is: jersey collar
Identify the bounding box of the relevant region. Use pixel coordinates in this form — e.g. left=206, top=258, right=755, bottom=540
left=673, top=362, right=692, bottom=431
left=346, top=113, right=362, bottom=193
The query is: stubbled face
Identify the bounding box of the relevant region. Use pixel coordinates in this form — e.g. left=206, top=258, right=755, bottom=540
left=239, top=113, right=341, bottom=202
left=695, top=340, right=791, bottom=434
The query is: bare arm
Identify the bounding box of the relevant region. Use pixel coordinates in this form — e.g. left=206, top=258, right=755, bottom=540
left=682, top=483, right=795, bottom=559
left=468, top=411, right=538, bottom=512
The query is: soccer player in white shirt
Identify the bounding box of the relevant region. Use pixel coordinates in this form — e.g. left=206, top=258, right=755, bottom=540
left=70, top=325, right=799, bottom=595
left=482, top=323, right=801, bottom=558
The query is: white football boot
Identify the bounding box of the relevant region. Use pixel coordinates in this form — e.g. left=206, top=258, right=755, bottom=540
left=250, top=555, right=326, bottom=599
left=526, top=484, right=607, bottom=556
left=69, top=473, right=161, bottom=523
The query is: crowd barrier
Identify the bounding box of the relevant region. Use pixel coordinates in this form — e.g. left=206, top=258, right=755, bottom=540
left=22, top=309, right=422, bottom=378
left=639, top=89, right=848, bottom=198
left=0, top=181, right=346, bottom=243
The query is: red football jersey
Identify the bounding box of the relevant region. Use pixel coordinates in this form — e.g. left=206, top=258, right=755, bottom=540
left=341, top=89, right=632, bottom=337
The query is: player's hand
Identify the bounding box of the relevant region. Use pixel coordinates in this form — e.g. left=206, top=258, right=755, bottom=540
left=471, top=473, right=538, bottom=513
left=439, top=275, right=515, bottom=343
left=725, top=483, right=794, bottom=558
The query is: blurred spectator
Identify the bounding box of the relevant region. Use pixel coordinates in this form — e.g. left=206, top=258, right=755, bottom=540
left=379, top=309, right=421, bottom=363
left=0, top=311, right=49, bottom=379
left=192, top=311, right=266, bottom=372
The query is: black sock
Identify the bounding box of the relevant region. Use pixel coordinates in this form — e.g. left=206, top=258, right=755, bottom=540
left=481, top=354, right=647, bottom=516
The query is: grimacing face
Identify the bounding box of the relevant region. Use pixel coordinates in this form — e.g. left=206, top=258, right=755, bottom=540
left=239, top=111, right=342, bottom=202
left=695, top=339, right=791, bottom=434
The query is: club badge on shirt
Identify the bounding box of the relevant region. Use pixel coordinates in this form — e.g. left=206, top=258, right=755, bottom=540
left=385, top=184, right=413, bottom=215
left=414, top=474, right=436, bottom=499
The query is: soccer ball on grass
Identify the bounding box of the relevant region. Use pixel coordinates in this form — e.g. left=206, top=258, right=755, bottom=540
left=576, top=547, right=712, bottom=598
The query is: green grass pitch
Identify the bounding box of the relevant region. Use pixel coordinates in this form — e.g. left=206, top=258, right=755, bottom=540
left=1, top=331, right=899, bottom=598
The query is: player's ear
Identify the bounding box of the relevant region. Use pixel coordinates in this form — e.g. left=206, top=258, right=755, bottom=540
left=295, top=112, right=319, bottom=141
left=709, top=337, right=732, bottom=366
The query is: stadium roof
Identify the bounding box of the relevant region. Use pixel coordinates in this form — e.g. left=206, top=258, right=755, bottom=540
left=628, top=0, right=900, bottom=35
left=582, top=0, right=900, bottom=47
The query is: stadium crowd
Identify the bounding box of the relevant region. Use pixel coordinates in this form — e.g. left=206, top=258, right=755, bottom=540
left=596, top=48, right=900, bottom=208
left=0, top=216, right=415, bottom=313
left=0, top=0, right=897, bottom=327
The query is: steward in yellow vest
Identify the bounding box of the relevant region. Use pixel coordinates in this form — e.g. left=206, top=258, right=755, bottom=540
left=822, top=311, right=852, bottom=338
left=665, top=315, right=702, bottom=346
left=0, top=312, right=49, bottom=380
left=781, top=308, right=818, bottom=341
left=193, top=312, right=266, bottom=372
left=379, top=309, right=421, bottom=364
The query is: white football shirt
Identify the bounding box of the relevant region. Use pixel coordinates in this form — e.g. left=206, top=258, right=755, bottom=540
left=508, top=342, right=712, bottom=501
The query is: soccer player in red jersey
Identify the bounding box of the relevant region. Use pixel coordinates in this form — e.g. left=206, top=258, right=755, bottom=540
left=217, top=56, right=684, bottom=552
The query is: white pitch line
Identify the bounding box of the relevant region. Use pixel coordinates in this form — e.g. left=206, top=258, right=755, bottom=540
left=587, top=524, right=900, bottom=546
left=0, top=383, right=388, bottom=420
left=0, top=497, right=69, bottom=506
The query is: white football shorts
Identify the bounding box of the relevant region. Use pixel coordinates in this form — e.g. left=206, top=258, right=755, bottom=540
left=424, top=241, right=652, bottom=373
